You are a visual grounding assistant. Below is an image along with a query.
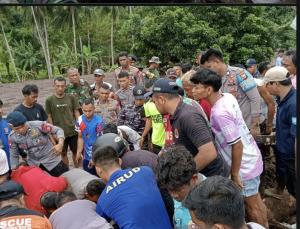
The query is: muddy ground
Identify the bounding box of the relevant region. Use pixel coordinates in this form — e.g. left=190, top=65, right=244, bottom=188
left=0, top=74, right=296, bottom=228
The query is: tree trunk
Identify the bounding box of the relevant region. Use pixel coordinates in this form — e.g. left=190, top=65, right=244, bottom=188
left=79, top=36, right=84, bottom=75
left=87, top=30, right=91, bottom=73
left=5, top=62, right=10, bottom=76
left=31, top=7, right=52, bottom=79
left=71, top=6, right=77, bottom=60
left=42, top=10, right=53, bottom=78
left=110, top=7, right=114, bottom=66
left=129, top=6, right=134, bottom=53
left=0, top=19, right=20, bottom=82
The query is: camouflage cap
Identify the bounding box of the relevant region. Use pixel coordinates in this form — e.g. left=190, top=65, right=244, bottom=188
left=149, top=56, right=161, bottom=64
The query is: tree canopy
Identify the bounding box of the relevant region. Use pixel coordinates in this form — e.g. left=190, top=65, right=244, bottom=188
left=0, top=6, right=296, bottom=82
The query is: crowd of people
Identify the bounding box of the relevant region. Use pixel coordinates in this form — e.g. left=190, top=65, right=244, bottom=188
left=0, top=48, right=296, bottom=229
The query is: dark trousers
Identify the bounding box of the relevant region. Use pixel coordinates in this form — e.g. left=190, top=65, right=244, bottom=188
left=152, top=144, right=162, bottom=155
left=83, top=159, right=97, bottom=176
left=274, top=149, right=296, bottom=197
left=40, top=160, right=69, bottom=177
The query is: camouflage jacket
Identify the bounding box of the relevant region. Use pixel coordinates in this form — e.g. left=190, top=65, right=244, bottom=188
left=66, top=79, right=93, bottom=105
left=142, top=67, right=160, bottom=89
left=94, top=98, right=121, bottom=124
left=117, top=104, right=145, bottom=135
left=115, top=86, right=135, bottom=108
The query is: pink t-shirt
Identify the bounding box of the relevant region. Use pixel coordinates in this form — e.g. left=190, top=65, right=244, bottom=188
left=291, top=74, right=296, bottom=89
left=210, top=93, right=263, bottom=181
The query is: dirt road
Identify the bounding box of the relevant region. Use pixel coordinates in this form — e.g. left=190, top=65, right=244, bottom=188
left=0, top=73, right=116, bottom=115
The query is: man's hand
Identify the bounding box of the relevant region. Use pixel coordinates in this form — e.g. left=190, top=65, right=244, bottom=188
left=231, top=175, right=243, bottom=190
left=265, top=124, right=273, bottom=135
left=140, top=136, right=145, bottom=147
left=250, top=124, right=260, bottom=138
left=75, top=152, right=83, bottom=164
left=88, top=159, right=94, bottom=169
left=52, top=143, right=63, bottom=155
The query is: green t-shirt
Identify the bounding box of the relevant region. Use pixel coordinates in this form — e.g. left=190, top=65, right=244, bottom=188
left=144, top=101, right=165, bottom=147
left=45, top=94, right=80, bottom=137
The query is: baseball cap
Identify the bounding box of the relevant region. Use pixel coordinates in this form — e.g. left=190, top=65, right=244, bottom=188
left=133, top=86, right=146, bottom=99
left=6, top=111, right=27, bottom=127
left=149, top=56, right=161, bottom=64
left=0, top=180, right=26, bottom=201
left=93, top=69, right=105, bottom=76
left=166, top=68, right=177, bottom=80
left=263, top=66, right=289, bottom=84
left=254, top=78, right=264, bottom=87
left=245, top=58, right=257, bottom=67
left=147, top=78, right=180, bottom=97
left=129, top=55, right=138, bottom=62
left=0, top=149, right=9, bottom=175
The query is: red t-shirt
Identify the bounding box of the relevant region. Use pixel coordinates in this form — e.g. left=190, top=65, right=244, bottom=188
left=11, top=166, right=67, bottom=214
left=199, top=99, right=211, bottom=120
left=163, top=114, right=174, bottom=147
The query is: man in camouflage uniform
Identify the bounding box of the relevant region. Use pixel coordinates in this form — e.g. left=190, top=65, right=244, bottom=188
left=95, top=83, right=120, bottom=124
left=117, top=86, right=146, bottom=135
left=142, top=56, right=161, bottom=90
left=114, top=51, right=144, bottom=89
left=6, top=111, right=68, bottom=177
left=65, top=67, right=93, bottom=106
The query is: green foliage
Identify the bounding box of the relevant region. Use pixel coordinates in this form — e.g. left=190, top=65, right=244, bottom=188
left=0, top=6, right=296, bottom=82
left=13, top=39, right=43, bottom=72
left=52, top=41, right=78, bottom=74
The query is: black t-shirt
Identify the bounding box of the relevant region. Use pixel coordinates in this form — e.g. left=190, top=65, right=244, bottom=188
left=14, top=103, right=48, bottom=121
left=170, top=100, right=229, bottom=177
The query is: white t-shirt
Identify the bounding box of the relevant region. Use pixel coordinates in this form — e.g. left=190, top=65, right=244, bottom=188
left=210, top=93, right=263, bottom=181
left=118, top=125, right=141, bottom=150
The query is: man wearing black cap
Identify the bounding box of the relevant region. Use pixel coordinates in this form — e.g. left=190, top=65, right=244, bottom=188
left=0, top=180, right=52, bottom=228
left=117, top=86, right=146, bottom=135
left=7, top=111, right=68, bottom=177
left=142, top=56, right=161, bottom=90
left=151, top=79, right=229, bottom=177
left=128, top=54, right=138, bottom=67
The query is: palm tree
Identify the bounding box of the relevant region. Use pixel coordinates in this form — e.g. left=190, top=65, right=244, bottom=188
left=31, top=6, right=53, bottom=78
left=52, top=6, right=79, bottom=61
left=13, top=39, right=42, bottom=74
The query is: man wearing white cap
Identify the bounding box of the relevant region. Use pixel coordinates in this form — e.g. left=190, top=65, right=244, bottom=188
left=90, top=68, right=113, bottom=98
left=264, top=66, right=296, bottom=197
